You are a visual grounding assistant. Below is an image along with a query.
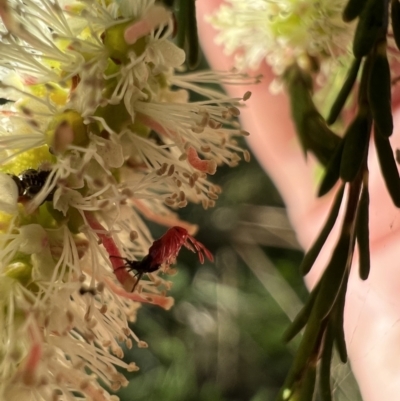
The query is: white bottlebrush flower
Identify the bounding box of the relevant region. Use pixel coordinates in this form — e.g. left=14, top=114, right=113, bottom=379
left=0, top=173, right=19, bottom=214
left=209, top=0, right=354, bottom=76
left=0, top=0, right=252, bottom=400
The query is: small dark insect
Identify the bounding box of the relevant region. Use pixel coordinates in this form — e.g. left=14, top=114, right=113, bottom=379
left=10, top=168, right=55, bottom=203
left=110, top=254, right=160, bottom=292
left=111, top=226, right=214, bottom=292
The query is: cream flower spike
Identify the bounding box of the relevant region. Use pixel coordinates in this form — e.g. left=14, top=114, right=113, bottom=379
left=209, top=0, right=355, bottom=83
left=209, top=0, right=357, bottom=117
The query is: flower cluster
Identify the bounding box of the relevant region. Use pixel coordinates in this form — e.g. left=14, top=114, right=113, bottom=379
left=0, top=1, right=251, bottom=400
left=209, top=0, right=354, bottom=94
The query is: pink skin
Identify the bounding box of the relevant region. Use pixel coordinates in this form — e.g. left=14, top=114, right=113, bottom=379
left=197, top=1, right=400, bottom=400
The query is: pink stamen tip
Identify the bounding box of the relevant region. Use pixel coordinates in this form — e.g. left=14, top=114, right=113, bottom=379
left=136, top=113, right=173, bottom=139
left=105, top=278, right=175, bottom=310
left=124, top=5, right=172, bottom=45
left=187, top=146, right=217, bottom=175
left=133, top=199, right=198, bottom=235
left=84, top=211, right=131, bottom=285
left=124, top=20, right=150, bottom=45
left=25, top=342, right=42, bottom=373
left=24, top=76, right=38, bottom=86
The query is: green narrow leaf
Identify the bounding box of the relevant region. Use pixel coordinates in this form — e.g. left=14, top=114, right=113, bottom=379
left=280, top=234, right=350, bottom=400
left=356, top=180, right=370, bottom=280
left=279, top=227, right=351, bottom=401
left=161, top=0, right=175, bottom=7
left=357, top=53, right=373, bottom=106
left=278, top=317, right=326, bottom=401
left=176, top=0, right=188, bottom=49
left=285, top=69, right=317, bottom=157
left=318, top=141, right=345, bottom=197
left=392, top=0, right=400, bottom=50
left=319, top=325, right=334, bottom=401
left=185, top=0, right=200, bottom=69
left=301, top=185, right=345, bottom=275
left=368, top=47, right=393, bottom=138
left=299, top=365, right=317, bottom=401
left=327, top=58, right=362, bottom=125
left=313, top=234, right=351, bottom=321
left=307, top=119, right=341, bottom=167
left=283, top=282, right=321, bottom=342
left=353, top=0, right=385, bottom=58
left=343, top=0, right=368, bottom=21
left=330, top=274, right=349, bottom=363
left=374, top=129, right=400, bottom=207
left=339, top=114, right=370, bottom=182
left=285, top=67, right=340, bottom=166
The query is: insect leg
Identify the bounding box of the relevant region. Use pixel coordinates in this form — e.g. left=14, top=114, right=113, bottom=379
left=131, top=272, right=143, bottom=292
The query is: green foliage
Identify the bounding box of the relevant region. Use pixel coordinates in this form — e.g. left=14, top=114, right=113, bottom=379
left=279, top=0, right=399, bottom=400
left=300, top=186, right=344, bottom=275
left=326, top=58, right=361, bottom=125
left=284, top=66, right=341, bottom=166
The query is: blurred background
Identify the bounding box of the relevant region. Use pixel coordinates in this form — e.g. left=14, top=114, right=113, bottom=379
left=114, top=57, right=362, bottom=401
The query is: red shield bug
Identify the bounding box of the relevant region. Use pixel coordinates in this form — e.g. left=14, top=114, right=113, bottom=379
left=111, top=226, right=213, bottom=291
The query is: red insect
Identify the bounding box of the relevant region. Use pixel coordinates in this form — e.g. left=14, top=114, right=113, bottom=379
left=111, top=226, right=214, bottom=291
